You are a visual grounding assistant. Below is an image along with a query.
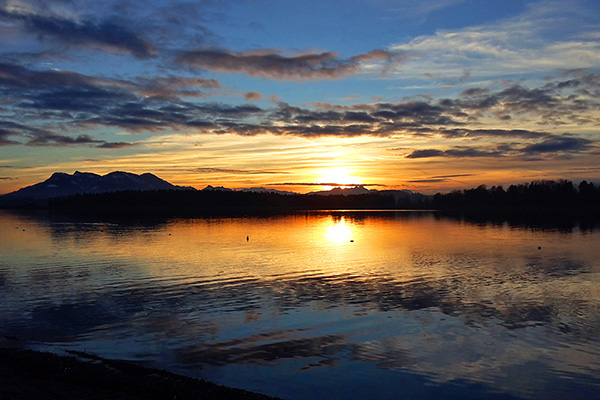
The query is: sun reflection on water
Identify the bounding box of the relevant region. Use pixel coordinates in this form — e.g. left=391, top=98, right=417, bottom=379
left=322, top=217, right=355, bottom=245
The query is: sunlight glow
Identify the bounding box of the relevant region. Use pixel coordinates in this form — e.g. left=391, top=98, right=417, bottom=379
left=318, top=167, right=361, bottom=190
left=323, top=217, right=354, bottom=245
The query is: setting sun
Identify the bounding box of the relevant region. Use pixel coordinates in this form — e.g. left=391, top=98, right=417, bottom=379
left=318, top=167, right=361, bottom=190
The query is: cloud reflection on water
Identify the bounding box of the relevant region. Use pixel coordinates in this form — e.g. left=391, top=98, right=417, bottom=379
left=1, top=210, right=600, bottom=399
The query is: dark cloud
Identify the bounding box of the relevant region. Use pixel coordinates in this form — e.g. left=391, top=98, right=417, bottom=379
left=431, top=174, right=475, bottom=179
left=176, top=49, right=405, bottom=80
left=343, top=111, right=378, bottom=123
left=176, top=49, right=355, bottom=80
left=19, top=87, right=132, bottom=112
left=461, top=88, right=490, bottom=97
left=520, top=136, right=592, bottom=155
left=95, top=141, right=138, bottom=149
left=26, top=131, right=136, bottom=149
left=0, top=118, right=137, bottom=149
left=456, top=74, right=600, bottom=123
left=0, top=62, right=132, bottom=89
left=444, top=147, right=503, bottom=158
left=137, top=76, right=221, bottom=99
left=0, top=62, right=598, bottom=153
left=26, top=132, right=104, bottom=147
left=408, top=179, right=447, bottom=183
left=0, top=177, right=17, bottom=180
left=405, top=146, right=511, bottom=159
left=438, top=128, right=548, bottom=139
left=0, top=7, right=156, bottom=58
left=456, top=84, right=558, bottom=112
left=0, top=120, right=53, bottom=145
left=494, top=85, right=558, bottom=111
left=404, top=134, right=593, bottom=160
left=0, top=129, right=21, bottom=146
left=267, top=102, right=462, bottom=136
left=405, top=149, right=444, bottom=159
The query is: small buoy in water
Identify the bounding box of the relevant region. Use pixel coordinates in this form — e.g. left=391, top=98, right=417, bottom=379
left=538, top=246, right=542, bottom=250
left=350, top=239, right=354, bottom=243
left=246, top=236, right=249, bottom=241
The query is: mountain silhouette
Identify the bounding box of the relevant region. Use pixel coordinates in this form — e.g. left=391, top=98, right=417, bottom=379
left=2, top=171, right=194, bottom=200
left=308, top=186, right=374, bottom=196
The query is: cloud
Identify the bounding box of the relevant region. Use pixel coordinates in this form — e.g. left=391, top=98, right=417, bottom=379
left=0, top=176, right=17, bottom=180
left=0, top=120, right=52, bottom=145
left=390, top=1, right=600, bottom=82
left=0, top=62, right=598, bottom=156
left=405, top=149, right=444, bottom=159
left=95, top=141, right=138, bottom=149
left=0, top=7, right=156, bottom=58
left=176, top=48, right=406, bottom=80
left=404, top=146, right=504, bottom=159
left=0, top=118, right=137, bottom=148
left=349, top=49, right=396, bottom=63
left=404, top=135, right=594, bottom=159
left=0, top=62, right=133, bottom=89
left=431, top=174, right=474, bottom=179
left=137, top=76, right=221, bottom=99
left=0, top=129, right=21, bottom=146
left=194, top=167, right=285, bottom=175
left=408, top=178, right=447, bottom=183
left=520, top=136, right=592, bottom=155
left=26, top=132, right=103, bottom=147
left=461, top=88, right=490, bottom=97
left=438, top=128, right=548, bottom=139
left=244, top=91, right=262, bottom=101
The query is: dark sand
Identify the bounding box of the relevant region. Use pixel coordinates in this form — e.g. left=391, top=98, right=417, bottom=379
left=0, top=346, right=280, bottom=400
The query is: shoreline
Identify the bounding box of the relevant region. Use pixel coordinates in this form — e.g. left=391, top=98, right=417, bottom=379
left=0, top=343, right=280, bottom=400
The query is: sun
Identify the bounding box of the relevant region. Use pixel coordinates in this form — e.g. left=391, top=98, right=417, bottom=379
left=318, top=166, right=361, bottom=190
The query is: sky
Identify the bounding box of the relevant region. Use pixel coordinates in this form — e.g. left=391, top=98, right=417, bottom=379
left=0, top=0, right=599, bottom=194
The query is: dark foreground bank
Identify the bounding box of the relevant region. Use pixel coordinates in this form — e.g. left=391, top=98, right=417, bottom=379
left=0, top=346, right=280, bottom=400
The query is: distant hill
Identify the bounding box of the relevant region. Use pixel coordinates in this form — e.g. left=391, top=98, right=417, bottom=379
left=308, top=186, right=430, bottom=207
left=202, top=185, right=296, bottom=195
left=1, top=171, right=194, bottom=204
left=201, top=185, right=234, bottom=192
left=309, top=186, right=375, bottom=196
left=240, top=187, right=296, bottom=195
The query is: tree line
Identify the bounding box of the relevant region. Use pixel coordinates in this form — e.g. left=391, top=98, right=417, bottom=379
left=432, top=180, right=599, bottom=211
left=4, top=179, right=598, bottom=217
left=46, top=190, right=408, bottom=215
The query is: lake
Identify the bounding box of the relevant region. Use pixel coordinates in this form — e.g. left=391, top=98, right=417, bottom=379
left=1, top=210, right=599, bottom=399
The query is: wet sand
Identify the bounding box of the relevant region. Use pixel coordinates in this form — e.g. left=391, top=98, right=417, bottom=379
left=0, top=346, right=280, bottom=400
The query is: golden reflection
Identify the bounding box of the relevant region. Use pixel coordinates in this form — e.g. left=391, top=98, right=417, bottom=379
left=322, top=217, right=355, bottom=245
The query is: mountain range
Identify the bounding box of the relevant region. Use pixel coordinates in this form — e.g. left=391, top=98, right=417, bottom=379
left=2, top=171, right=194, bottom=200
left=0, top=171, right=429, bottom=207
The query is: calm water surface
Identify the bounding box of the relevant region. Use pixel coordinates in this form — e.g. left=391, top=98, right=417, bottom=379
left=1, top=210, right=599, bottom=399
